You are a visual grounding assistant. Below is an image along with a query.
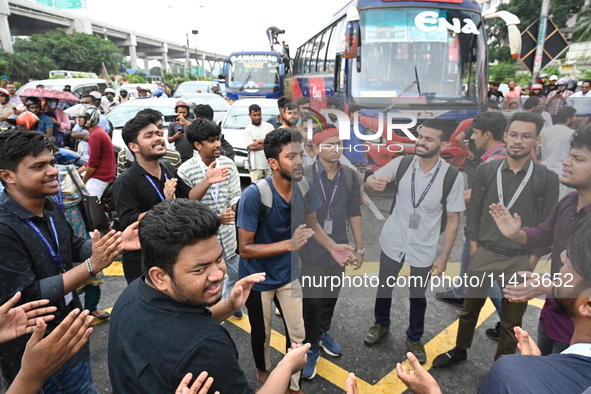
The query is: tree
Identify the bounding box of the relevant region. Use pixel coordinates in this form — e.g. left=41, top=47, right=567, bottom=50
left=572, top=5, right=591, bottom=43
left=150, top=66, right=162, bottom=76
left=486, top=0, right=585, bottom=62
left=489, top=62, right=518, bottom=83
left=13, top=29, right=123, bottom=75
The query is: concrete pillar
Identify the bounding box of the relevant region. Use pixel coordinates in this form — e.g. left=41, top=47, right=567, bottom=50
left=0, top=0, right=12, bottom=53
left=143, top=59, right=150, bottom=75
left=128, top=33, right=138, bottom=69
left=161, top=43, right=169, bottom=75
left=67, top=18, right=92, bottom=34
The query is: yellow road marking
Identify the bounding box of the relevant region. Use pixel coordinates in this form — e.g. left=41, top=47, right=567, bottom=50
left=104, top=261, right=124, bottom=276
left=90, top=307, right=113, bottom=326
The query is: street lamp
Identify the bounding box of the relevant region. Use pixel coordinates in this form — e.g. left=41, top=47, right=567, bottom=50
left=192, top=30, right=199, bottom=79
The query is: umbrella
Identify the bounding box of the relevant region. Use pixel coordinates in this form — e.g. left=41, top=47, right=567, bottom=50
left=64, top=104, right=86, bottom=116
left=19, top=88, right=80, bottom=104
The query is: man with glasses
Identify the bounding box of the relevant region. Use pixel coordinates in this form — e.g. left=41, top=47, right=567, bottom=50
left=433, top=112, right=559, bottom=368
left=567, top=80, right=591, bottom=130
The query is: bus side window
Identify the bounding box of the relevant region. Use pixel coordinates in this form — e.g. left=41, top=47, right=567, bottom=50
left=335, top=54, right=346, bottom=93
left=293, top=48, right=302, bottom=75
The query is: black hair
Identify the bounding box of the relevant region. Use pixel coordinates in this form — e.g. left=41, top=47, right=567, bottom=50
left=523, top=97, right=540, bottom=111
left=556, top=106, right=577, bottom=124
left=471, top=112, right=507, bottom=141
left=0, top=129, right=56, bottom=185
left=301, top=113, right=318, bottom=123
left=249, top=104, right=262, bottom=114
left=136, top=108, right=163, bottom=125
left=140, top=199, right=221, bottom=280
left=509, top=112, right=545, bottom=135
left=264, top=128, right=302, bottom=161
left=122, top=114, right=156, bottom=147
left=277, top=96, right=290, bottom=110
left=483, top=102, right=498, bottom=111
left=565, top=214, right=591, bottom=294
left=186, top=119, right=221, bottom=148
left=583, top=80, right=591, bottom=86
left=421, top=119, right=452, bottom=142
left=326, top=97, right=340, bottom=109
left=348, top=104, right=362, bottom=115
left=489, top=82, right=500, bottom=87
left=570, top=125, right=591, bottom=153
left=80, top=94, right=97, bottom=104
left=284, top=102, right=299, bottom=111
left=194, top=104, right=214, bottom=121
left=297, top=97, right=311, bottom=106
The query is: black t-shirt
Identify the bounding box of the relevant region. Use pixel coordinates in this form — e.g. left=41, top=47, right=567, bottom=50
left=487, top=90, right=504, bottom=101
left=167, top=122, right=193, bottom=162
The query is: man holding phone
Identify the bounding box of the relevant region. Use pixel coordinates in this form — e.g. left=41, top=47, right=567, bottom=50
left=167, top=100, right=194, bottom=162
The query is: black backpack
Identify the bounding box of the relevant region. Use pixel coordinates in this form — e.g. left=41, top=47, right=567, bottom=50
left=470, top=159, right=549, bottom=233
left=388, top=155, right=460, bottom=233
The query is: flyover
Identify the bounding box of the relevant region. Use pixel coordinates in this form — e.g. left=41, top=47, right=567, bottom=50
left=0, top=0, right=226, bottom=74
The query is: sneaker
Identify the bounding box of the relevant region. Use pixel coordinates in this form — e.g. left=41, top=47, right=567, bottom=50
left=432, top=347, right=467, bottom=368
left=302, top=348, right=320, bottom=380
left=363, top=324, right=389, bottom=346
left=435, top=289, right=464, bottom=307
left=319, top=331, right=342, bottom=357
left=233, top=309, right=243, bottom=319
left=485, top=321, right=501, bottom=341
left=406, top=337, right=427, bottom=365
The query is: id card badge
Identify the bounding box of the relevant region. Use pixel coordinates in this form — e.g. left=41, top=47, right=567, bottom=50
left=64, top=291, right=74, bottom=306
left=409, top=213, right=420, bottom=229
left=323, top=218, right=334, bottom=235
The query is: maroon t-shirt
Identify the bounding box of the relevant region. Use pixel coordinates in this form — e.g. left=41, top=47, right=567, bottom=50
left=87, top=126, right=116, bottom=183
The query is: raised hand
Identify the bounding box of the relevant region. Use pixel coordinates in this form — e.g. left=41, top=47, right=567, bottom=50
left=514, top=326, right=541, bottom=356
left=228, top=273, right=266, bottom=311
left=121, top=221, right=140, bottom=251
left=90, top=230, right=123, bottom=272
left=489, top=203, right=522, bottom=239
left=205, top=161, right=230, bottom=184
left=0, top=292, right=57, bottom=344
left=281, top=343, right=311, bottom=374
left=290, top=224, right=314, bottom=252
left=175, top=372, right=219, bottom=394
left=164, top=178, right=178, bottom=200
left=219, top=207, right=235, bottom=225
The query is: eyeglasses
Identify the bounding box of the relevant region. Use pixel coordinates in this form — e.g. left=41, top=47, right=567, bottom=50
left=507, top=131, right=534, bottom=141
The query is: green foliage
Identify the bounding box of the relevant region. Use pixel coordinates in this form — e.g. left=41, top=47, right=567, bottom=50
left=579, top=69, right=591, bottom=80
left=127, top=73, right=147, bottom=84
left=12, top=29, right=122, bottom=75
left=489, top=62, right=518, bottom=83
left=0, top=49, right=58, bottom=82
left=541, top=66, right=560, bottom=77
left=0, top=59, right=8, bottom=76
left=573, top=5, right=591, bottom=43
left=149, top=66, right=162, bottom=76
left=486, top=0, right=585, bottom=62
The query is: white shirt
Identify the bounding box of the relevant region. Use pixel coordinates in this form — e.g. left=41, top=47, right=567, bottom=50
left=244, top=122, right=274, bottom=170
left=375, top=156, right=465, bottom=267
left=567, top=91, right=591, bottom=116
left=540, top=124, right=575, bottom=176
left=540, top=111, right=553, bottom=128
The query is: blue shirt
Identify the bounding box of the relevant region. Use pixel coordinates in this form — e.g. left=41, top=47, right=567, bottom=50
left=238, top=177, right=321, bottom=291
left=36, top=113, right=54, bottom=135
left=478, top=353, right=591, bottom=393
left=299, top=161, right=361, bottom=266
left=343, top=122, right=366, bottom=164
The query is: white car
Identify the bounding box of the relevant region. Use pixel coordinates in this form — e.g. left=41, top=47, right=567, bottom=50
left=220, top=98, right=280, bottom=177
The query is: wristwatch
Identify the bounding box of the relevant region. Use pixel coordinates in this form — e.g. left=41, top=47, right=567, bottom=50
left=355, top=248, right=366, bottom=255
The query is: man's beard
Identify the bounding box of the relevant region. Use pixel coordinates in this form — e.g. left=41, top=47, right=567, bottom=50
left=506, top=146, right=531, bottom=160
left=252, top=120, right=262, bottom=126
left=138, top=142, right=166, bottom=160
left=285, top=118, right=296, bottom=127
left=553, top=285, right=577, bottom=318
left=415, top=144, right=439, bottom=158
left=170, top=276, right=223, bottom=308
left=277, top=162, right=302, bottom=182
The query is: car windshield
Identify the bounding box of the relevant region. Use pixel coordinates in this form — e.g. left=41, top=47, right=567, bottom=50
left=188, top=96, right=230, bottom=111
left=227, top=54, right=281, bottom=94
left=350, top=7, right=486, bottom=108
left=107, top=105, right=176, bottom=128
left=223, top=106, right=279, bottom=129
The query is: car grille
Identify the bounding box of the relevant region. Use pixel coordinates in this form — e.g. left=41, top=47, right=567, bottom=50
left=237, top=95, right=267, bottom=100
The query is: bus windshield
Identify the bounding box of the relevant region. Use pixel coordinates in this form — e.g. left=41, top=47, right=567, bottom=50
left=228, top=54, right=281, bottom=94
left=351, top=8, right=486, bottom=108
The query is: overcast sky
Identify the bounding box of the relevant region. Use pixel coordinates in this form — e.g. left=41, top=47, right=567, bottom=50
left=65, top=0, right=350, bottom=68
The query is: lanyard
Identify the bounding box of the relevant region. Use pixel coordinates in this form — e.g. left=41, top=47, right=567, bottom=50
left=53, top=173, right=64, bottom=209
left=496, top=159, right=534, bottom=210
left=411, top=159, right=442, bottom=209
left=200, top=163, right=220, bottom=203
left=314, top=162, right=342, bottom=216
left=26, top=217, right=64, bottom=273
left=144, top=172, right=169, bottom=202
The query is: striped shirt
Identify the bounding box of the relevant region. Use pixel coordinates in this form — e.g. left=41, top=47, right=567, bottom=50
left=178, top=154, right=241, bottom=259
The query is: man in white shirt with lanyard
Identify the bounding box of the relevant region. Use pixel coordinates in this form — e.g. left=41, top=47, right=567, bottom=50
left=177, top=119, right=243, bottom=318
left=363, top=120, right=465, bottom=364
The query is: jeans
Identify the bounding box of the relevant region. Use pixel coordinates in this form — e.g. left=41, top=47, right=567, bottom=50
left=41, top=360, right=98, bottom=394
left=222, top=252, right=240, bottom=300
left=374, top=251, right=431, bottom=342
left=453, top=239, right=503, bottom=319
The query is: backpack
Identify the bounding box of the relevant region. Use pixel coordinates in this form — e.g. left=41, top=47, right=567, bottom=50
left=388, top=155, right=460, bottom=233
left=470, top=159, right=548, bottom=233
left=234, top=177, right=311, bottom=254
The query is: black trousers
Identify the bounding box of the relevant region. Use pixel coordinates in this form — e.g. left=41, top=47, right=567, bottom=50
left=301, top=261, right=345, bottom=349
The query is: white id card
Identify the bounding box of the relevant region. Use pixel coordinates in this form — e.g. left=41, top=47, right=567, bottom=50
left=64, top=291, right=74, bottom=306
left=409, top=213, right=420, bottom=229
left=323, top=218, right=333, bottom=235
